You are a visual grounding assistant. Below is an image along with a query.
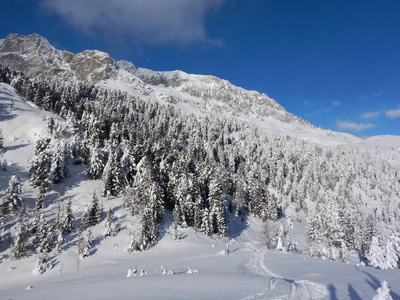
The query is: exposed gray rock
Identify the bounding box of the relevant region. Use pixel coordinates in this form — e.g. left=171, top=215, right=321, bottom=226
left=0, top=33, right=117, bottom=84
left=70, top=50, right=116, bottom=83
left=0, top=33, right=69, bottom=78
left=116, top=60, right=136, bottom=74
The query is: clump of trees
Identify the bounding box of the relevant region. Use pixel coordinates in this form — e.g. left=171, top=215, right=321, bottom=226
left=0, top=64, right=399, bottom=270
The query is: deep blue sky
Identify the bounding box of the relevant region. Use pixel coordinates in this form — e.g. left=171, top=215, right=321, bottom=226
left=1, top=0, right=399, bottom=137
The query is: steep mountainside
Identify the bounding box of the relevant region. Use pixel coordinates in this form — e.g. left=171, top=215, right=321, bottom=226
left=1, top=33, right=400, bottom=299
left=0, top=33, right=360, bottom=145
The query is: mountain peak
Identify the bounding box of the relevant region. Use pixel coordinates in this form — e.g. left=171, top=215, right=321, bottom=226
left=0, top=33, right=117, bottom=84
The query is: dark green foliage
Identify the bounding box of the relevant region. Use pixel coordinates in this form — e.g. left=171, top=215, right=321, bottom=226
left=89, top=191, right=101, bottom=226
left=1, top=174, right=24, bottom=216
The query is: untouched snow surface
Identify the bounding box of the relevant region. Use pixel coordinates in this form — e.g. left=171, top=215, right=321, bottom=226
left=1, top=84, right=400, bottom=300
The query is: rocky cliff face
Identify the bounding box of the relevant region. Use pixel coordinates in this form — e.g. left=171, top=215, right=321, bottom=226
left=0, top=33, right=116, bottom=84
left=0, top=33, right=70, bottom=78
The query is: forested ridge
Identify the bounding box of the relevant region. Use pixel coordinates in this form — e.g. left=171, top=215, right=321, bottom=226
left=1, top=63, right=400, bottom=270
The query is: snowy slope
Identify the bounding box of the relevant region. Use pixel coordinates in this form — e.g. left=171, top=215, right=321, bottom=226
left=0, top=83, right=399, bottom=299
left=1, top=34, right=400, bottom=300
left=101, top=66, right=362, bottom=148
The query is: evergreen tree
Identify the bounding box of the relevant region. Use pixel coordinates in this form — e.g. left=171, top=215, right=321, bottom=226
left=11, top=202, right=30, bottom=259
left=80, top=206, right=90, bottom=231
left=208, top=177, right=227, bottom=237
left=29, top=138, right=52, bottom=193
left=341, top=240, right=350, bottom=264
left=0, top=216, right=3, bottom=250
left=123, top=155, right=157, bottom=217
left=384, top=239, right=399, bottom=269
left=87, top=146, right=106, bottom=179
left=373, top=281, right=393, bottom=300
left=1, top=174, right=24, bottom=216
left=63, top=198, right=74, bottom=234
left=37, top=217, right=55, bottom=254
left=234, top=179, right=248, bottom=217
left=77, top=233, right=89, bottom=259
left=87, top=229, right=94, bottom=250
left=105, top=207, right=118, bottom=237
left=367, top=236, right=385, bottom=268
left=50, top=141, right=69, bottom=184
left=89, top=191, right=101, bottom=226
left=120, top=144, right=136, bottom=186
left=55, top=232, right=64, bottom=253
left=35, top=252, right=53, bottom=274
left=135, top=183, right=164, bottom=250
left=201, top=208, right=212, bottom=236
left=102, top=145, right=123, bottom=196
left=0, top=128, right=4, bottom=153
left=1, top=159, right=7, bottom=171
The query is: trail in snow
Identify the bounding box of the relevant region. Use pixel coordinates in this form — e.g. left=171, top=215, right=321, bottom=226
left=239, top=236, right=328, bottom=300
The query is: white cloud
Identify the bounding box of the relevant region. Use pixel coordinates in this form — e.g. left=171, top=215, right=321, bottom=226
left=330, top=100, right=342, bottom=107
left=303, top=99, right=313, bottom=106
left=336, top=120, right=375, bottom=132
left=361, top=111, right=380, bottom=119
left=41, top=0, right=224, bottom=45
left=385, top=108, right=400, bottom=119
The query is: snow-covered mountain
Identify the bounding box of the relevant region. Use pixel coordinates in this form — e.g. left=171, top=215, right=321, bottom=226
left=0, top=33, right=363, bottom=146
left=1, top=33, right=400, bottom=299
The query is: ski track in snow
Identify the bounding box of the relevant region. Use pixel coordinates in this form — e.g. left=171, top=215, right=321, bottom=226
left=239, top=237, right=328, bottom=300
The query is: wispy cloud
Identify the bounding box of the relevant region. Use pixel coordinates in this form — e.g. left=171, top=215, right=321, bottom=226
left=361, top=111, right=380, bottom=119
left=336, top=120, right=375, bottom=132
left=40, top=0, right=224, bottom=45
left=385, top=108, right=400, bottom=119
left=321, top=100, right=342, bottom=113
left=303, top=99, right=314, bottom=106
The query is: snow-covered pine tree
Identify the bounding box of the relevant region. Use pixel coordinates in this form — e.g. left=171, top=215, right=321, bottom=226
left=35, top=252, right=53, bottom=274
left=63, top=198, right=74, bottom=234
left=248, top=177, right=268, bottom=221
left=105, top=207, right=118, bottom=237
left=135, top=183, right=164, bottom=251
left=55, top=232, right=64, bottom=253
left=102, top=143, right=123, bottom=196
left=123, top=155, right=158, bottom=217
left=1, top=173, right=24, bottom=216
left=234, top=179, right=248, bottom=217
left=0, top=128, right=4, bottom=153
left=1, top=159, right=7, bottom=171
left=11, top=202, right=30, bottom=259
left=29, top=138, right=52, bottom=193
left=208, top=177, right=227, bottom=237
left=201, top=207, right=212, bottom=236
left=120, top=143, right=136, bottom=186
left=89, top=191, right=101, bottom=226
left=384, top=238, right=399, bottom=269
left=37, top=217, right=55, bottom=254
left=50, top=141, right=69, bottom=184
left=341, top=240, right=350, bottom=264
left=77, top=233, right=89, bottom=259
left=87, top=229, right=94, bottom=250
left=0, top=217, right=3, bottom=250
left=87, top=145, right=106, bottom=179
left=80, top=206, right=90, bottom=231
left=367, top=236, right=385, bottom=269
left=372, top=281, right=393, bottom=300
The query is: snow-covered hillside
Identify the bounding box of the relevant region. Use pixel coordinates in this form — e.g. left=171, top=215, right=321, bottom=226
left=0, top=84, right=399, bottom=299
left=1, top=33, right=400, bottom=300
